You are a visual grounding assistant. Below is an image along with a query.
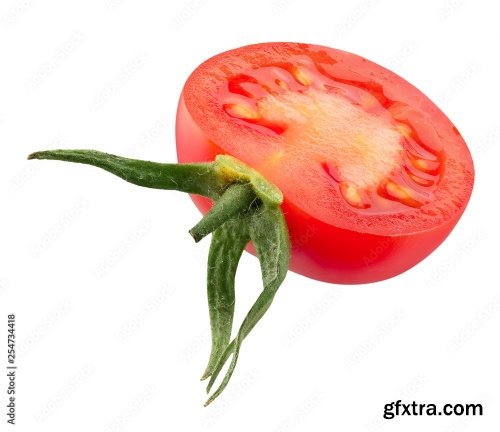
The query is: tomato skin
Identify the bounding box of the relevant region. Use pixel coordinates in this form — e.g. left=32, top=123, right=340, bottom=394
left=176, top=43, right=474, bottom=284
left=279, top=198, right=460, bottom=283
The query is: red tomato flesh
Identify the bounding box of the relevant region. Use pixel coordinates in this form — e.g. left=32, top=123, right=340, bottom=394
left=176, top=43, right=474, bottom=284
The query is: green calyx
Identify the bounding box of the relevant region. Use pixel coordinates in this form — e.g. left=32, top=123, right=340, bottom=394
left=28, top=149, right=290, bottom=406
left=213, top=155, right=283, bottom=206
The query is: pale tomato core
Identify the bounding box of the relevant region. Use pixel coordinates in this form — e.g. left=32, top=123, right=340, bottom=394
left=257, top=88, right=404, bottom=190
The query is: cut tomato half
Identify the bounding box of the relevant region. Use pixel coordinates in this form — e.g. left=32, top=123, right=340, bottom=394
left=176, top=42, right=474, bottom=284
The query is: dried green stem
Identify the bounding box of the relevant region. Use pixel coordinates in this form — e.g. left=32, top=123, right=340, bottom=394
left=28, top=150, right=224, bottom=199
left=28, top=148, right=290, bottom=406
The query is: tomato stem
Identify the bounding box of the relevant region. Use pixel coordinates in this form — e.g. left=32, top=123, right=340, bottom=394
left=28, top=149, right=290, bottom=406
left=28, top=150, right=225, bottom=198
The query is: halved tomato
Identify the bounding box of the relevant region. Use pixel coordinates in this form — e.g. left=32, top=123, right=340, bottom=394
left=176, top=42, right=474, bottom=284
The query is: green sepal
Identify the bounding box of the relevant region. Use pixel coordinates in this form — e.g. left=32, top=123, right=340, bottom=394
left=201, top=215, right=250, bottom=381
left=214, top=155, right=283, bottom=206
left=189, top=183, right=255, bottom=243
left=204, top=204, right=290, bottom=406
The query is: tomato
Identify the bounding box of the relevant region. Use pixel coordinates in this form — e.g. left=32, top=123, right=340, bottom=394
left=176, top=42, right=474, bottom=284
left=28, top=42, right=475, bottom=404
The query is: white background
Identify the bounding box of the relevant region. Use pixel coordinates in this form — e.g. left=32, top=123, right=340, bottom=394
left=1, top=0, right=499, bottom=430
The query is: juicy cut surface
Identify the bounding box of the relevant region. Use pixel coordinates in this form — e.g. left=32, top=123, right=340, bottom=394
left=183, top=43, right=474, bottom=234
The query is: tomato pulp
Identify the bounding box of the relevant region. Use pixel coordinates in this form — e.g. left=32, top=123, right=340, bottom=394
left=176, top=42, right=474, bottom=284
